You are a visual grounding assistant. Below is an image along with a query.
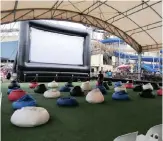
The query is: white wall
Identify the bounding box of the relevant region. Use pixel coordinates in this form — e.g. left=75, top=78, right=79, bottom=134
left=91, top=54, right=103, bottom=67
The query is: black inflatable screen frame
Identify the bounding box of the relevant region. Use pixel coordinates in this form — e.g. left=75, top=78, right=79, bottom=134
left=16, top=21, right=91, bottom=81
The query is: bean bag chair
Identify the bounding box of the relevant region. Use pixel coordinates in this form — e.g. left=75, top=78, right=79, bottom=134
left=48, top=81, right=58, bottom=88
left=103, top=82, right=110, bottom=90
left=8, top=80, right=20, bottom=89
left=86, top=89, right=104, bottom=104
left=133, top=85, right=143, bottom=92
left=81, top=81, right=92, bottom=91
left=70, top=86, right=84, bottom=96
left=114, top=86, right=127, bottom=93
left=136, top=124, right=162, bottom=141
left=143, top=83, right=153, bottom=91
left=12, top=94, right=36, bottom=110
left=157, top=88, right=162, bottom=96
left=65, top=81, right=73, bottom=87
left=139, top=89, right=155, bottom=98
left=125, top=83, right=134, bottom=89
left=7, top=87, right=20, bottom=95
left=112, top=91, right=130, bottom=100
left=108, top=80, right=112, bottom=86
left=8, top=89, right=26, bottom=101
left=151, top=83, right=160, bottom=90
left=44, top=89, right=61, bottom=98
left=34, top=84, right=47, bottom=94
left=59, top=86, right=71, bottom=92
left=114, top=132, right=138, bottom=141
left=10, top=107, right=50, bottom=127
left=114, top=81, right=122, bottom=87
left=96, top=85, right=107, bottom=95
left=57, top=97, right=78, bottom=106
left=29, top=82, right=38, bottom=89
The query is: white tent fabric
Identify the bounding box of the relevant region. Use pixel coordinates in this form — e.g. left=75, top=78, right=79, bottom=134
left=1, top=1, right=162, bottom=52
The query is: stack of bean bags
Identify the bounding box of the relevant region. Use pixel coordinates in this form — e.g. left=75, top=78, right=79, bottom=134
left=11, top=107, right=50, bottom=127
left=44, top=89, right=61, bottom=98
left=8, top=80, right=20, bottom=89
left=12, top=94, right=36, bottom=109
left=157, top=88, right=162, bottom=96
left=108, top=80, right=112, bottom=86
left=86, top=89, right=104, bottom=104
left=47, top=81, right=58, bottom=88
left=125, top=81, right=134, bottom=89
left=34, top=84, right=47, bottom=94
left=96, top=82, right=107, bottom=95
left=57, top=97, right=78, bottom=107
left=81, top=81, right=92, bottom=95
left=139, top=83, right=155, bottom=98
left=65, top=81, right=74, bottom=87
left=59, top=82, right=71, bottom=92
left=29, top=81, right=38, bottom=89
left=112, top=81, right=130, bottom=100
left=8, top=89, right=26, bottom=101
left=70, top=86, right=84, bottom=97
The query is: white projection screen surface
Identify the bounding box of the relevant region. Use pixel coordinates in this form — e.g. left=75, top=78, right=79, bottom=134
left=29, top=27, right=84, bottom=65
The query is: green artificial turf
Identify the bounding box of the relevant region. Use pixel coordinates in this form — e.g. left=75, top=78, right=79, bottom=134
left=1, top=81, right=162, bottom=141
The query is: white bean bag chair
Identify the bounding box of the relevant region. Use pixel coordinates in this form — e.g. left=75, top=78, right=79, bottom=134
left=81, top=81, right=92, bottom=91
left=11, top=107, right=50, bottom=127
left=136, top=124, right=162, bottom=141
left=86, top=88, right=104, bottom=103
left=48, top=81, right=58, bottom=88
left=44, top=89, right=60, bottom=98
left=114, top=132, right=138, bottom=141
left=143, top=83, right=153, bottom=91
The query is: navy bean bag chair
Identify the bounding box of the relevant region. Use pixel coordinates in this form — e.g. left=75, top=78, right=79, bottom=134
left=70, top=86, right=84, bottom=97
left=112, top=91, right=130, bottom=100
left=65, top=82, right=74, bottom=87
left=108, top=80, right=112, bottom=86
left=59, top=86, right=71, bottom=92
left=96, top=85, right=107, bottom=95
left=57, top=97, right=78, bottom=106
left=7, top=87, right=20, bottom=95
left=8, top=80, right=20, bottom=89
left=103, top=82, right=110, bottom=90
left=133, top=85, right=143, bottom=92
left=139, top=89, right=155, bottom=98
left=12, top=94, right=36, bottom=110
left=34, top=84, right=47, bottom=94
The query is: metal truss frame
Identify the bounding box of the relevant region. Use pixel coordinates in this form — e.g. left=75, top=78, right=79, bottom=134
left=1, top=0, right=162, bottom=53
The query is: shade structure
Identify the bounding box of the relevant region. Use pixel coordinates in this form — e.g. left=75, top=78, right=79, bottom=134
left=1, top=1, right=162, bottom=52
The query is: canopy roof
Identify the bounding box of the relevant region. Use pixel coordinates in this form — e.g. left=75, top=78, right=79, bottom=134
left=1, top=1, right=162, bottom=52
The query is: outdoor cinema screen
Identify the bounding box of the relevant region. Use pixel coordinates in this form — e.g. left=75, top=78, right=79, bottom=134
left=29, top=27, right=84, bottom=65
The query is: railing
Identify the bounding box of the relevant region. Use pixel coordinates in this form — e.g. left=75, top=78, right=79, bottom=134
left=90, top=72, right=162, bottom=82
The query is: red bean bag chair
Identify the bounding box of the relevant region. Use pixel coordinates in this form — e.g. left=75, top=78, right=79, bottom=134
left=157, top=88, right=162, bottom=96
left=125, top=83, right=134, bottom=89
left=8, top=89, right=26, bottom=101
left=29, top=82, right=38, bottom=89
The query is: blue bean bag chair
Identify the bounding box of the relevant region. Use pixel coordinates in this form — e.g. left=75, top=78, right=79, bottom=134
left=7, top=87, right=20, bottom=95
left=96, top=85, right=107, bottom=95
left=57, top=97, right=78, bottom=106
left=112, top=91, right=130, bottom=100
left=59, top=86, right=71, bottom=92
left=114, top=81, right=122, bottom=87
left=12, top=94, right=36, bottom=110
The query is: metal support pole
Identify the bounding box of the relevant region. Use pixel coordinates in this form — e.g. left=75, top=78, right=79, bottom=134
left=138, top=53, right=142, bottom=80
left=118, top=39, right=120, bottom=65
